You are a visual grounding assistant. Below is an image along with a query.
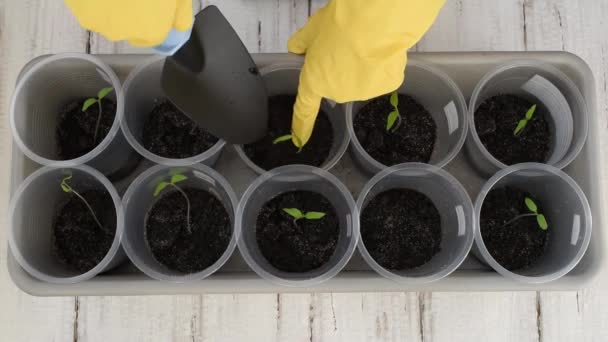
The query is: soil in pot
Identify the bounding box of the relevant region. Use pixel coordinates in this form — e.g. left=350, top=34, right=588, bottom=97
left=256, top=190, right=339, bottom=272
left=361, top=189, right=441, bottom=270
left=142, top=100, right=219, bottom=159
left=53, top=189, right=117, bottom=272
left=244, top=95, right=333, bottom=170
left=354, top=93, right=437, bottom=166
left=56, top=98, right=116, bottom=160
left=475, top=94, right=551, bottom=165
left=480, top=186, right=549, bottom=271
left=145, top=187, right=231, bottom=273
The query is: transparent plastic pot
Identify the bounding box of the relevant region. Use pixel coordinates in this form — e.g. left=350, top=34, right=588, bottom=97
left=467, top=60, right=589, bottom=175
left=234, top=64, right=350, bottom=174
left=346, top=60, right=468, bottom=175
left=474, top=163, right=592, bottom=283
left=8, top=165, right=125, bottom=284
left=9, top=53, right=133, bottom=176
left=121, top=164, right=238, bottom=282
left=121, top=56, right=226, bottom=166
left=237, top=165, right=359, bottom=286
left=357, top=163, right=474, bottom=284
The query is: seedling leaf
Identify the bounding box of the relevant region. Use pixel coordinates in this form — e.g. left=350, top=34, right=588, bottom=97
left=525, top=104, right=537, bottom=120
left=524, top=197, right=538, bottom=213
left=97, top=87, right=114, bottom=100
left=60, top=175, right=73, bottom=193
left=153, top=182, right=169, bottom=197
left=273, top=134, right=293, bottom=144
left=82, top=98, right=98, bottom=112
left=171, top=174, right=188, bottom=184
left=283, top=208, right=304, bottom=219
left=386, top=110, right=400, bottom=131
left=537, top=214, right=548, bottom=230
left=304, top=211, right=326, bottom=220
left=513, top=119, right=527, bottom=136
left=389, top=91, right=399, bottom=108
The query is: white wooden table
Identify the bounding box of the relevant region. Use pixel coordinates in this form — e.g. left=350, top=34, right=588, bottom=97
left=1, top=1, right=607, bottom=341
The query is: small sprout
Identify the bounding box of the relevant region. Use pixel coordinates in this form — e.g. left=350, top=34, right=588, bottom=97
left=60, top=174, right=106, bottom=234
left=82, top=86, right=114, bottom=144
left=272, top=133, right=303, bottom=153
left=513, top=104, right=537, bottom=136
left=154, top=173, right=192, bottom=234
left=386, top=91, right=402, bottom=132
left=524, top=196, right=548, bottom=230
left=282, top=207, right=326, bottom=224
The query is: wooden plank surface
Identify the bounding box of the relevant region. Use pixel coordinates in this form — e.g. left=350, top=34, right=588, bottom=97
left=0, top=0, right=607, bottom=341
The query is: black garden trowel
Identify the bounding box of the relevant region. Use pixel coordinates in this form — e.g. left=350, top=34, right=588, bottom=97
left=161, top=5, right=268, bottom=144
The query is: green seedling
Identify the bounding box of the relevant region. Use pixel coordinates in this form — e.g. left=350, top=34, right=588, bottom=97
left=60, top=174, right=107, bottom=233
left=153, top=173, right=192, bottom=234
left=502, top=196, right=548, bottom=230
left=282, top=208, right=326, bottom=225
left=386, top=91, right=402, bottom=132
left=513, top=104, right=537, bottom=136
left=272, top=133, right=303, bottom=153
left=82, top=86, right=114, bottom=144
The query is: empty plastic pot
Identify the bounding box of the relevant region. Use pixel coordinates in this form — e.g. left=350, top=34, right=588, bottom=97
left=8, top=165, right=124, bottom=284
left=237, top=165, right=359, bottom=286
left=121, top=164, right=238, bottom=282
left=357, top=163, right=474, bottom=284
left=10, top=53, right=133, bottom=175
left=234, top=63, right=350, bottom=174
left=474, top=163, right=592, bottom=283
left=467, top=60, right=588, bottom=175
left=121, top=57, right=226, bottom=166
left=346, top=59, right=468, bottom=175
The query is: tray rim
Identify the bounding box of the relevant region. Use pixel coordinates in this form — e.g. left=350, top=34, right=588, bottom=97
left=7, top=51, right=604, bottom=296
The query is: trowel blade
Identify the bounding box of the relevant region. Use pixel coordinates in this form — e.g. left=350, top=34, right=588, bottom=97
left=161, top=5, right=268, bottom=145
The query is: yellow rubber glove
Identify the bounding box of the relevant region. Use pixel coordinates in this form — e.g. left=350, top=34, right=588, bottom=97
left=289, top=0, right=445, bottom=146
left=64, top=0, right=193, bottom=47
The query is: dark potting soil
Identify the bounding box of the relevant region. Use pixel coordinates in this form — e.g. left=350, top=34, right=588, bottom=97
left=142, top=101, right=219, bottom=159
left=256, top=191, right=339, bottom=272
left=474, top=94, right=551, bottom=165
left=480, top=186, right=549, bottom=271
left=353, top=94, right=437, bottom=166
left=145, top=187, right=231, bottom=274
left=244, top=95, right=334, bottom=170
left=53, top=190, right=116, bottom=273
left=56, top=98, right=116, bottom=160
left=360, top=189, right=441, bottom=270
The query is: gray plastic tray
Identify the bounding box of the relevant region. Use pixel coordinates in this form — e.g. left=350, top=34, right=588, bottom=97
left=8, top=52, right=604, bottom=295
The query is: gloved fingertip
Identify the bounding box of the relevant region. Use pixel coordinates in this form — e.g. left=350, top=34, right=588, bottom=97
left=291, top=87, right=322, bottom=147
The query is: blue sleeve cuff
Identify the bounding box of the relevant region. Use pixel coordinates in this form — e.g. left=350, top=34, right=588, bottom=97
left=152, top=26, right=193, bottom=56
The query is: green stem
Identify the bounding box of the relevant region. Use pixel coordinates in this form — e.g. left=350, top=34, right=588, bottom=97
left=168, top=183, right=192, bottom=234
left=502, top=213, right=537, bottom=228
left=93, top=100, right=102, bottom=144
left=71, top=189, right=107, bottom=234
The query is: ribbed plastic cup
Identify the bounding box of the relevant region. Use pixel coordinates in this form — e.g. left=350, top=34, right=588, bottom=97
left=467, top=60, right=589, bottom=175
left=121, top=164, right=238, bottom=282
left=357, top=163, right=474, bottom=284
left=474, top=163, right=592, bottom=283
left=8, top=165, right=125, bottom=284
left=9, top=53, right=133, bottom=176
left=121, top=56, right=226, bottom=166
left=237, top=165, right=359, bottom=286
left=234, top=64, right=350, bottom=174
left=346, top=60, right=468, bottom=175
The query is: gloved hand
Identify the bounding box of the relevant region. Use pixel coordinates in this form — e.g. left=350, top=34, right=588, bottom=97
left=289, top=0, right=445, bottom=146
left=65, top=0, right=193, bottom=49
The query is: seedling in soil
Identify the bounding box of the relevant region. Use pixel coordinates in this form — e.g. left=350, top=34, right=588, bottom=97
left=386, top=91, right=402, bottom=132
left=60, top=174, right=107, bottom=233
left=282, top=208, right=326, bottom=225
left=82, top=86, right=114, bottom=144
left=153, top=173, right=192, bottom=234
left=513, top=104, right=537, bottom=136
left=502, top=196, right=548, bottom=230
left=272, top=133, right=303, bottom=153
